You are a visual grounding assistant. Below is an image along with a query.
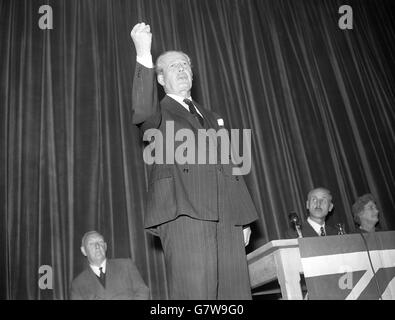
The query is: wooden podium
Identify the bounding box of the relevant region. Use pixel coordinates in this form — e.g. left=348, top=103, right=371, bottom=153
left=247, top=231, right=395, bottom=300
left=247, top=239, right=303, bottom=299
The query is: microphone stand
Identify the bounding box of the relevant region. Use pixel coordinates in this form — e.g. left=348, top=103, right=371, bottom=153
left=295, top=223, right=303, bottom=238
left=288, top=212, right=303, bottom=238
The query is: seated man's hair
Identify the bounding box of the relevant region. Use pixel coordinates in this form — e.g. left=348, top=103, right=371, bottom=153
left=81, top=230, right=103, bottom=247
left=352, top=193, right=376, bottom=225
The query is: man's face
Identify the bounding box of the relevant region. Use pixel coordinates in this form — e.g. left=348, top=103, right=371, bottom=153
left=306, top=189, right=333, bottom=220
left=81, top=233, right=107, bottom=266
left=360, top=201, right=379, bottom=225
left=158, top=52, right=193, bottom=96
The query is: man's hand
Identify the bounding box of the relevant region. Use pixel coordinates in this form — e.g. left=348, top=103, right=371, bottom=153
left=130, top=22, right=152, bottom=58
left=243, top=226, right=251, bottom=247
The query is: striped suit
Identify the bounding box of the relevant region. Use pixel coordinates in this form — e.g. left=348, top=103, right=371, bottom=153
left=132, top=63, right=258, bottom=299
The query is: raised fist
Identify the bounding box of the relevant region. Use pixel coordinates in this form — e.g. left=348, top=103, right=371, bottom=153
left=130, top=22, right=152, bottom=57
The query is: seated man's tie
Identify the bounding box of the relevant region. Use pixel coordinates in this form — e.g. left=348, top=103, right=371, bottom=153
left=183, top=98, right=204, bottom=127
left=99, top=267, right=106, bottom=287
left=320, top=226, right=326, bottom=236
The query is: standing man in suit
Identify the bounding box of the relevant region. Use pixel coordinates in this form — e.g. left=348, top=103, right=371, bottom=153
left=70, top=231, right=149, bottom=300
left=285, top=187, right=337, bottom=238
left=130, top=22, right=258, bottom=299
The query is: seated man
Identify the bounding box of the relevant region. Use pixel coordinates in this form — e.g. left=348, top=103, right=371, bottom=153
left=70, top=231, right=149, bottom=300
left=352, top=193, right=380, bottom=233
left=285, top=187, right=337, bottom=238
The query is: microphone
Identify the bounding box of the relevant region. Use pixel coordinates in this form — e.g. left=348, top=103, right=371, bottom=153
left=289, top=212, right=303, bottom=238
left=336, top=222, right=346, bottom=235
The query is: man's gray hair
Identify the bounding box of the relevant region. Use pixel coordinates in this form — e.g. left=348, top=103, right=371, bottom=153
left=307, top=187, right=333, bottom=202
left=81, top=230, right=104, bottom=247
left=155, top=51, right=192, bottom=75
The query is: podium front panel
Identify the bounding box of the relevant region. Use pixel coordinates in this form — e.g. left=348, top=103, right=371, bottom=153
left=298, top=231, right=395, bottom=300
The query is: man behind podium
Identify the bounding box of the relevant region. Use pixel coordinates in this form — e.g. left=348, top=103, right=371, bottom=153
left=285, top=187, right=337, bottom=238
left=70, top=231, right=149, bottom=300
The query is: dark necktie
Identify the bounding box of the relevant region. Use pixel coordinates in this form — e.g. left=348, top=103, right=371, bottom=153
left=98, top=267, right=106, bottom=287
left=320, top=226, right=326, bottom=236
left=183, top=98, right=204, bottom=127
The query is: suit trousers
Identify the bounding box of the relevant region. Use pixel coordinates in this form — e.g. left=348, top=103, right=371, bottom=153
left=157, top=214, right=252, bottom=300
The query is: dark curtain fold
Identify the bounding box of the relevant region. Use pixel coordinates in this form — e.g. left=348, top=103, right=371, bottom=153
left=1, top=0, right=394, bottom=299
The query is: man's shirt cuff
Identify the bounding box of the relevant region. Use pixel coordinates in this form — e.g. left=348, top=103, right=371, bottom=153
left=136, top=55, right=153, bottom=68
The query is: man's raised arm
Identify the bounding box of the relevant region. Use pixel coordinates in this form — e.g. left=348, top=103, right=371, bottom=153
left=130, top=22, right=161, bottom=129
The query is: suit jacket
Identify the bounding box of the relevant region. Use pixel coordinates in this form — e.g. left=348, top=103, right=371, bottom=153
left=132, top=62, right=258, bottom=229
left=285, top=220, right=338, bottom=239
left=70, top=258, right=149, bottom=300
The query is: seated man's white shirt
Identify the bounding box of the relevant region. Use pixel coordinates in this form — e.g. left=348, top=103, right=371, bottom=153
left=90, top=259, right=107, bottom=276
left=307, top=217, right=326, bottom=236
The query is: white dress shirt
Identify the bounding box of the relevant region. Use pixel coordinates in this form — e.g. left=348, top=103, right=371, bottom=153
left=89, top=259, right=107, bottom=277
left=137, top=54, right=153, bottom=68
left=307, top=217, right=326, bottom=236
left=167, top=94, right=204, bottom=118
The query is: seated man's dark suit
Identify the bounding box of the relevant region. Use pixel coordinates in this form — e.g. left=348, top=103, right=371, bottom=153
left=285, top=221, right=338, bottom=239
left=70, top=258, right=149, bottom=300
left=132, top=62, right=258, bottom=299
